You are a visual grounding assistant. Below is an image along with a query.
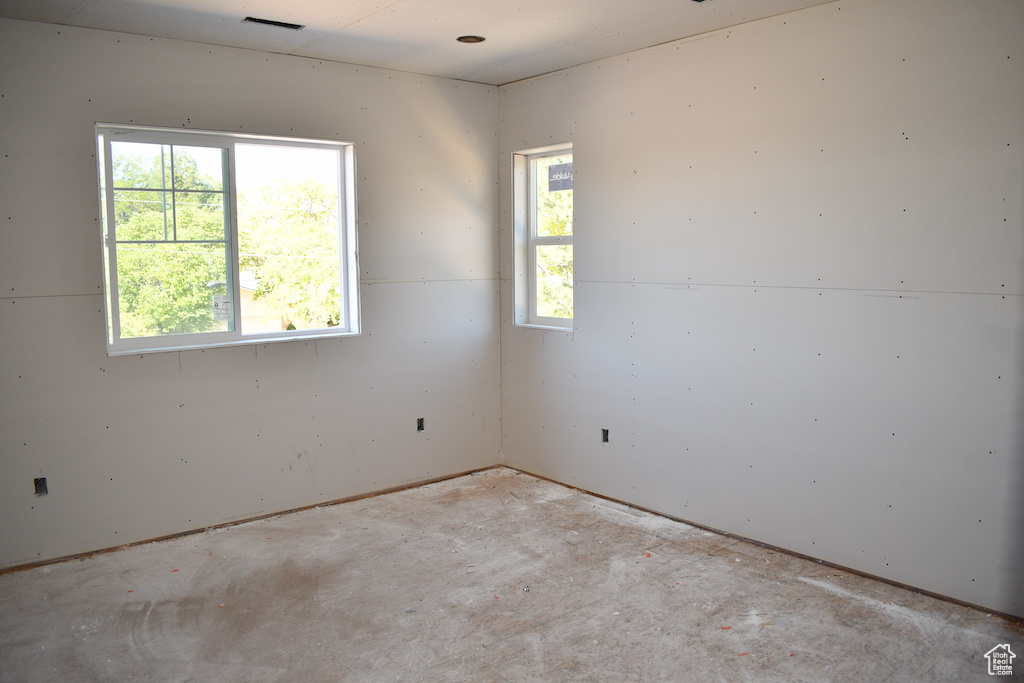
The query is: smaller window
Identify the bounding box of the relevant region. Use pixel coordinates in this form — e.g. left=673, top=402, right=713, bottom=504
left=513, top=144, right=573, bottom=329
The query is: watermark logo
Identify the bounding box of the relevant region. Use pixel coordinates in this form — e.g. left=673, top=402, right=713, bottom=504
left=984, top=644, right=1016, bottom=676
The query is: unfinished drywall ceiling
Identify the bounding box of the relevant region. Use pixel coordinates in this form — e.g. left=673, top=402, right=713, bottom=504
left=0, top=0, right=835, bottom=84
left=498, top=0, right=1024, bottom=618
left=0, top=18, right=501, bottom=567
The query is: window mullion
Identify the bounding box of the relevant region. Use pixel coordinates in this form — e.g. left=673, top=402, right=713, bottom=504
left=226, top=144, right=241, bottom=335
left=168, top=146, right=177, bottom=241
left=533, top=235, right=571, bottom=245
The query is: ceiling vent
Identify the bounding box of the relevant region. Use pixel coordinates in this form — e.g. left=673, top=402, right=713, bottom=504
left=243, top=17, right=304, bottom=30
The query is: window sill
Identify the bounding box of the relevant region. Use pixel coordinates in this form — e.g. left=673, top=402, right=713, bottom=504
left=514, top=322, right=573, bottom=332
left=107, top=330, right=361, bottom=356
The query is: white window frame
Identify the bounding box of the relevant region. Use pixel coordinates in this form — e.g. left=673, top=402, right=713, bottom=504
left=96, top=124, right=359, bottom=356
left=512, top=143, right=573, bottom=330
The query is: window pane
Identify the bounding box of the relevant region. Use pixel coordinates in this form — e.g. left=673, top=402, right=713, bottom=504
left=115, top=242, right=231, bottom=338
left=236, top=145, right=343, bottom=334
left=114, top=189, right=169, bottom=242
left=172, top=145, right=224, bottom=192
left=534, top=155, right=573, bottom=237
left=111, top=141, right=170, bottom=189
left=536, top=244, right=573, bottom=319
left=174, top=192, right=227, bottom=241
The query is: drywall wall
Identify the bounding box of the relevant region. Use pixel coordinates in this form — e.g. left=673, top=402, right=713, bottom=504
left=498, top=0, right=1024, bottom=618
left=0, top=19, right=501, bottom=567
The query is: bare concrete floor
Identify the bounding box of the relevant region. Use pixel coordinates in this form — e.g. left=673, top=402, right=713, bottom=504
left=0, top=467, right=1019, bottom=682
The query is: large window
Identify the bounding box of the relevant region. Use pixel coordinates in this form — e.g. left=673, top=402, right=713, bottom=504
left=513, top=144, right=573, bottom=329
left=96, top=125, right=359, bottom=355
